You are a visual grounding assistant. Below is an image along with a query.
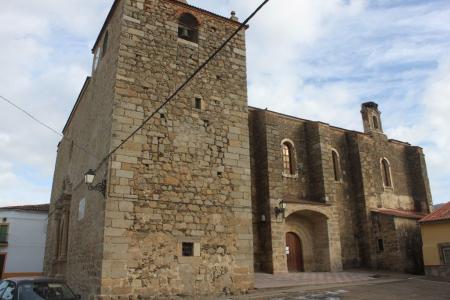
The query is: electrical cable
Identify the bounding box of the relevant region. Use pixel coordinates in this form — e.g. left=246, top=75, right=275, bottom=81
left=0, top=95, right=100, bottom=160
left=45, top=0, right=270, bottom=219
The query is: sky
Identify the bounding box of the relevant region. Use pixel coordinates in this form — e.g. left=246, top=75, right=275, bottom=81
left=0, top=0, right=449, bottom=207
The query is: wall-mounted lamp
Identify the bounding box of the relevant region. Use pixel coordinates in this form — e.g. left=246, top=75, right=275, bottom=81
left=274, top=200, right=287, bottom=218
left=84, top=169, right=106, bottom=197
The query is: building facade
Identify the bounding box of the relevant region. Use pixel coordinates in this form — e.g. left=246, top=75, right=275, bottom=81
left=249, top=103, right=432, bottom=275
left=0, top=204, right=49, bottom=279
left=44, top=0, right=433, bottom=298
left=420, top=202, right=450, bottom=280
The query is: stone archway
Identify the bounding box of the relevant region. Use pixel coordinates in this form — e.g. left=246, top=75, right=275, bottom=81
left=285, top=210, right=331, bottom=272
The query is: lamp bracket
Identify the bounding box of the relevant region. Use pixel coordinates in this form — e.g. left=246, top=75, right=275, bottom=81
left=88, top=180, right=106, bottom=197
left=274, top=207, right=285, bottom=218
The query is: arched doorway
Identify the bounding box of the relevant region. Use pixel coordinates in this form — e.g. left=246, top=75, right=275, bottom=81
left=285, top=210, right=331, bottom=272
left=286, top=232, right=304, bottom=272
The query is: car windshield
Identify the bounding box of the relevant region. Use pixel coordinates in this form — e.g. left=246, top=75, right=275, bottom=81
left=18, top=282, right=77, bottom=300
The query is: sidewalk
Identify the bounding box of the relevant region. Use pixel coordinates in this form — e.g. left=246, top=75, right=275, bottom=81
left=254, top=271, right=377, bottom=289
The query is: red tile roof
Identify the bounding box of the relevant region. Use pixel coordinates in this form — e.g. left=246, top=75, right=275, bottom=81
left=0, top=204, right=50, bottom=212
left=420, top=202, right=450, bottom=223
left=371, top=208, right=426, bottom=220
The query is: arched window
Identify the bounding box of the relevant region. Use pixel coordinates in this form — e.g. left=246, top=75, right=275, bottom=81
left=57, top=216, right=66, bottom=258
left=381, top=158, right=392, bottom=187
left=102, top=31, right=109, bottom=58
left=282, top=141, right=295, bottom=175
left=178, top=13, right=199, bottom=43
left=332, top=150, right=341, bottom=181
left=373, top=115, right=379, bottom=130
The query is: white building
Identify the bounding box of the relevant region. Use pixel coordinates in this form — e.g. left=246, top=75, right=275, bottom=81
left=0, top=204, right=49, bottom=278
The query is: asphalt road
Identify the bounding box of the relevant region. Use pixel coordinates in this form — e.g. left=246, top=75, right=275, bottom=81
left=226, top=277, right=450, bottom=300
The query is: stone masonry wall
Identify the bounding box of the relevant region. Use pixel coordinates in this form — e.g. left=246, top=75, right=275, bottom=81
left=406, top=147, right=433, bottom=213
left=371, top=214, right=400, bottom=270
left=248, top=109, right=273, bottom=273
left=249, top=107, right=431, bottom=274
left=99, top=0, right=253, bottom=297
left=351, top=131, right=431, bottom=269
left=44, top=1, right=123, bottom=298
left=250, top=110, right=343, bottom=273
left=328, top=129, right=360, bottom=268
left=394, top=217, right=424, bottom=274
left=46, top=0, right=434, bottom=296
left=371, top=214, right=423, bottom=273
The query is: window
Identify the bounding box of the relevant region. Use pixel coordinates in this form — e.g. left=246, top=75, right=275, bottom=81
left=102, top=31, right=109, bottom=58
left=195, top=97, right=202, bottom=110
left=0, top=281, right=9, bottom=295
left=373, top=115, right=379, bottom=130
left=78, top=198, right=86, bottom=221
left=178, top=13, right=199, bottom=43
left=282, top=142, right=295, bottom=175
left=1, top=282, right=15, bottom=300
left=69, top=140, right=74, bottom=160
left=56, top=211, right=70, bottom=259
left=182, top=242, right=194, bottom=257
left=58, top=217, right=66, bottom=257
left=17, top=282, right=76, bottom=299
left=0, top=225, right=8, bottom=244
left=332, top=150, right=340, bottom=181
left=377, top=239, right=384, bottom=252
left=381, top=158, right=392, bottom=188
left=93, top=47, right=101, bottom=71
left=442, top=246, right=450, bottom=265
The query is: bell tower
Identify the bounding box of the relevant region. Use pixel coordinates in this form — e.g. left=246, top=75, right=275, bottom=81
left=102, top=0, right=254, bottom=297
left=361, top=101, right=383, bottom=134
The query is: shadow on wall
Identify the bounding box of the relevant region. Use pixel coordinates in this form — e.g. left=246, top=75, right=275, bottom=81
left=403, top=226, right=425, bottom=275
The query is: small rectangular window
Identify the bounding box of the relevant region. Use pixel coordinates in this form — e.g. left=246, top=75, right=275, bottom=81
left=102, top=31, right=109, bottom=58
left=93, top=47, right=101, bottom=72
left=182, top=242, right=194, bottom=257
left=377, top=239, right=384, bottom=252
left=78, top=198, right=86, bottom=221
left=0, top=224, right=8, bottom=244
left=195, top=97, right=202, bottom=110
left=442, top=246, right=450, bottom=264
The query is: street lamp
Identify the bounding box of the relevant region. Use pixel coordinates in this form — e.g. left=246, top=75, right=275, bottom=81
left=84, top=169, right=106, bottom=197
left=84, top=169, right=95, bottom=185
left=274, top=200, right=287, bottom=218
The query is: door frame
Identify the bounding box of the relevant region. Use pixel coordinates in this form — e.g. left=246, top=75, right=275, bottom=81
left=286, top=232, right=304, bottom=272
left=0, top=253, right=6, bottom=279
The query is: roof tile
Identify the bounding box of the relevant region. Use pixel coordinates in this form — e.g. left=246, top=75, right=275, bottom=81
left=371, top=208, right=426, bottom=220
left=420, top=202, right=450, bottom=223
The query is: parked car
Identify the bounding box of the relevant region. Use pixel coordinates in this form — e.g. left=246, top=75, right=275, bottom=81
left=0, top=278, right=80, bottom=300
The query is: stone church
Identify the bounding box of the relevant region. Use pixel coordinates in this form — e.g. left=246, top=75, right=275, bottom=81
left=44, top=0, right=433, bottom=298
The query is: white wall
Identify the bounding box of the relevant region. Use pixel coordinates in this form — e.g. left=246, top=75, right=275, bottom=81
left=0, top=210, right=48, bottom=274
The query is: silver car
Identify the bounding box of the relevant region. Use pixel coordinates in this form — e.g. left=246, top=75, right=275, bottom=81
left=0, top=278, right=80, bottom=300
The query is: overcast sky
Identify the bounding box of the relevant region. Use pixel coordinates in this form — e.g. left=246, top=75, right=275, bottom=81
left=0, top=0, right=449, bottom=207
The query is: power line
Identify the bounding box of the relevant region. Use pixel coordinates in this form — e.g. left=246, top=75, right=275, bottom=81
left=47, top=0, right=270, bottom=220
left=0, top=94, right=99, bottom=160
left=94, top=0, right=270, bottom=172
left=0, top=95, right=63, bottom=138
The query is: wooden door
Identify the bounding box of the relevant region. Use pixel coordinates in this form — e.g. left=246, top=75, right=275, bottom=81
left=286, top=232, right=303, bottom=272
left=0, top=254, right=5, bottom=279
